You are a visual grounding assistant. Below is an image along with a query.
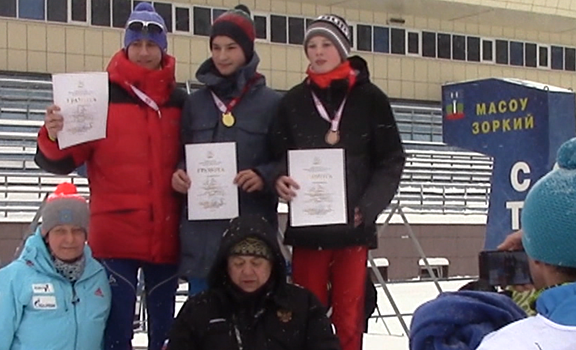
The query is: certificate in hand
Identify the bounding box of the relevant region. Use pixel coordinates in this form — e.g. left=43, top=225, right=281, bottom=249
left=186, top=142, right=239, bottom=220
left=288, top=149, right=347, bottom=227
left=52, top=72, right=109, bottom=149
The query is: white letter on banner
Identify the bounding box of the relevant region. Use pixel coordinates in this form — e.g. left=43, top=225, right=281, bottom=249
left=506, top=201, right=524, bottom=230
left=510, top=161, right=531, bottom=192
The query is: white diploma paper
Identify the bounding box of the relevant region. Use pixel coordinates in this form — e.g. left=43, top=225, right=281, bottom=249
left=186, top=142, right=239, bottom=220
left=52, top=72, right=109, bottom=149
left=288, top=149, right=347, bottom=227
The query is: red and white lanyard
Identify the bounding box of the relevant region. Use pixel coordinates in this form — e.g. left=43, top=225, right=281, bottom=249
left=130, top=85, right=161, bottom=118
left=310, top=91, right=348, bottom=132
left=210, top=74, right=261, bottom=114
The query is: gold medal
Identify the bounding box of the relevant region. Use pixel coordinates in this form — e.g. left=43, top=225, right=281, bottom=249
left=325, top=130, right=340, bottom=145
left=222, top=112, right=235, bottom=127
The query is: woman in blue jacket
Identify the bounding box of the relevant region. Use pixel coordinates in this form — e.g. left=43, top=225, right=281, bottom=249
left=0, top=183, right=111, bottom=350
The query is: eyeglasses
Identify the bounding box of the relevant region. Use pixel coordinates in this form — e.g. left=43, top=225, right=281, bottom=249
left=127, top=20, right=164, bottom=35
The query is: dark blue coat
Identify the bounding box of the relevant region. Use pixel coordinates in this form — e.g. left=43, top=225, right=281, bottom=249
left=178, top=54, right=282, bottom=278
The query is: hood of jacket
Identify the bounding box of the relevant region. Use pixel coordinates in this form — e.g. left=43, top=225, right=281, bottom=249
left=207, top=215, right=286, bottom=291
left=106, top=49, right=176, bottom=106
left=19, top=228, right=102, bottom=282
left=536, top=282, right=576, bottom=326
left=195, top=53, right=265, bottom=101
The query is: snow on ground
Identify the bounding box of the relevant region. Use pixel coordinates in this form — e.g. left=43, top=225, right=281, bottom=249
left=133, top=278, right=473, bottom=350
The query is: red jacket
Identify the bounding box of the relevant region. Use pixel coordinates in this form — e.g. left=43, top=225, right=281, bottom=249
left=36, top=50, right=187, bottom=264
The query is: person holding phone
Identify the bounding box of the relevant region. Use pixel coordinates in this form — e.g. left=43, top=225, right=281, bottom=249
left=476, top=137, right=576, bottom=350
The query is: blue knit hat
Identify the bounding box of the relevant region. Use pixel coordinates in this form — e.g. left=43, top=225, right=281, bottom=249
left=521, top=137, right=576, bottom=268
left=124, top=3, right=167, bottom=52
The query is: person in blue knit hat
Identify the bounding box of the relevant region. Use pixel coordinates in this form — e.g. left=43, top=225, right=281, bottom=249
left=476, top=137, right=576, bottom=350
left=36, top=2, right=187, bottom=350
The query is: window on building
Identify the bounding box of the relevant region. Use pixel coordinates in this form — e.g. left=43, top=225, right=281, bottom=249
left=175, top=7, right=189, bottom=32
left=452, top=34, right=465, bottom=60
left=525, top=43, right=537, bottom=67
left=0, top=0, right=17, bottom=17
left=467, top=36, right=480, bottom=62
left=91, top=0, right=110, bottom=26
left=193, top=6, right=210, bottom=36
left=565, top=48, right=575, bottom=71
left=71, top=0, right=87, bottom=21
left=288, top=17, right=304, bottom=45
left=539, top=46, right=549, bottom=67
left=112, top=0, right=131, bottom=28
left=154, top=2, right=172, bottom=32
left=19, top=0, right=44, bottom=20
left=510, top=41, right=523, bottom=66
left=391, top=28, right=405, bottom=55
left=47, top=0, right=67, bottom=22
left=422, top=31, right=436, bottom=58
left=407, top=31, right=419, bottom=54
left=271, top=15, right=287, bottom=43
left=349, top=25, right=354, bottom=48
left=255, top=15, right=267, bottom=40
left=551, top=46, right=564, bottom=70
left=437, top=33, right=451, bottom=59
left=357, top=24, right=372, bottom=51
left=482, top=39, right=493, bottom=61
left=495, top=40, right=508, bottom=64
left=373, top=26, right=389, bottom=53
left=212, top=8, right=226, bottom=22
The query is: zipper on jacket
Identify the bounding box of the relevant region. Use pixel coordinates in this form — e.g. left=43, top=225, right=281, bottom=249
left=72, top=283, right=79, bottom=350
left=232, top=315, right=244, bottom=350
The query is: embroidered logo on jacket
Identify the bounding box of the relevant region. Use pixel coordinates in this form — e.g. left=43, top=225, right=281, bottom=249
left=94, top=287, right=104, bottom=297
left=32, top=295, right=57, bottom=310
left=277, top=309, right=292, bottom=323
left=32, top=283, right=54, bottom=294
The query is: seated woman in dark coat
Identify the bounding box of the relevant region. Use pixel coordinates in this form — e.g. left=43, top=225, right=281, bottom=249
left=167, top=216, right=341, bottom=350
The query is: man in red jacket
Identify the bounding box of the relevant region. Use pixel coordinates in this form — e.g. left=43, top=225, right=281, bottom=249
left=35, top=3, right=187, bottom=350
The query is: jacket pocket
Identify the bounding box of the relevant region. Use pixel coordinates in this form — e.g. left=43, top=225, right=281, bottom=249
left=188, top=117, right=219, bottom=144
left=235, top=119, right=270, bottom=166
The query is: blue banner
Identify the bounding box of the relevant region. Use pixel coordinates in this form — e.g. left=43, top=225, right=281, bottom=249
left=442, top=78, right=575, bottom=249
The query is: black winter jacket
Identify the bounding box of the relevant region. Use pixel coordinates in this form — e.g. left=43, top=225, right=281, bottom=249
left=271, top=56, right=405, bottom=249
left=167, top=216, right=341, bottom=350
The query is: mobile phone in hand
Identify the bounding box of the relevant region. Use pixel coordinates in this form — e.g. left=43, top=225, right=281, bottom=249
left=478, top=250, right=532, bottom=286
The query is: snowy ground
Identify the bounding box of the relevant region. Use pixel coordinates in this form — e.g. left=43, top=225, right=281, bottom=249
left=133, top=278, right=473, bottom=350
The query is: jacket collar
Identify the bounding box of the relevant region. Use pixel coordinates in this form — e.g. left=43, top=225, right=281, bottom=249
left=106, top=50, right=176, bottom=105
left=18, top=228, right=103, bottom=283
left=536, top=282, right=576, bottom=326
left=196, top=53, right=264, bottom=100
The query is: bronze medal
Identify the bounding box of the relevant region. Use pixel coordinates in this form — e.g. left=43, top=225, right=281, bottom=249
left=277, top=309, right=293, bottom=323
left=222, top=112, right=235, bottom=127
left=325, top=130, right=340, bottom=145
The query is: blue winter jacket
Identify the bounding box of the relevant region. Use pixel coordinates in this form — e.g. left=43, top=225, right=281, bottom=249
left=178, top=53, right=282, bottom=279
left=0, top=229, right=111, bottom=350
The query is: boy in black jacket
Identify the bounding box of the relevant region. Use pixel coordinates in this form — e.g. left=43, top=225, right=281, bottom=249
left=271, top=14, right=405, bottom=350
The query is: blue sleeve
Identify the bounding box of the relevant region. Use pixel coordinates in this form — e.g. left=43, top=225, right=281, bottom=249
left=0, top=265, right=25, bottom=350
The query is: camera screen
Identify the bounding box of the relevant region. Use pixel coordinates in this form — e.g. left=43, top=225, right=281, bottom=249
left=479, top=251, right=532, bottom=286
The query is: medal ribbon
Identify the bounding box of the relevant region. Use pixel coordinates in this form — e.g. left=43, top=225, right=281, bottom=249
left=130, top=85, right=162, bottom=118
left=210, top=74, right=261, bottom=115
left=310, top=90, right=348, bottom=132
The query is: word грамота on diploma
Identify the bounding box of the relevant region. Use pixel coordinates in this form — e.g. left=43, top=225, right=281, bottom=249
left=186, top=142, right=239, bottom=220
left=52, top=72, right=109, bottom=149
left=288, top=149, right=347, bottom=227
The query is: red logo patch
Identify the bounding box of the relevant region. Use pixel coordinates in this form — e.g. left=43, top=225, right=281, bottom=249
left=94, top=287, right=104, bottom=297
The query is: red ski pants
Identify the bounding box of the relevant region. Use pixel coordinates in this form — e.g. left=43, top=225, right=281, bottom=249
left=292, top=246, right=368, bottom=350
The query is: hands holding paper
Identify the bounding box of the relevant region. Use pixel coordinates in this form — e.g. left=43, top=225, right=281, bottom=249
left=172, top=168, right=265, bottom=194
left=234, top=169, right=264, bottom=193
left=277, top=175, right=363, bottom=227
left=45, top=104, right=64, bottom=140
left=172, top=169, right=191, bottom=194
